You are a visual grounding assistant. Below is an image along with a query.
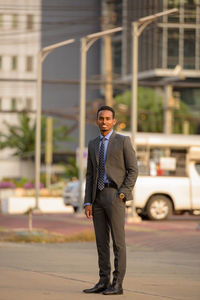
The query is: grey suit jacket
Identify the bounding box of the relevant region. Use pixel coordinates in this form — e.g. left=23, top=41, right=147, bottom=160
left=84, top=131, right=138, bottom=205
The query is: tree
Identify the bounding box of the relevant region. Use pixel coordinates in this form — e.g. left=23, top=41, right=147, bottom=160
left=114, top=87, right=194, bottom=133
left=0, top=113, right=70, bottom=159
left=138, top=87, right=164, bottom=132
left=173, top=100, right=195, bottom=134
left=114, top=88, right=163, bottom=132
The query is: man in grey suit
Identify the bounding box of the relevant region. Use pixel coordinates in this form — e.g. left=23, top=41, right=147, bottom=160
left=83, top=106, right=138, bottom=295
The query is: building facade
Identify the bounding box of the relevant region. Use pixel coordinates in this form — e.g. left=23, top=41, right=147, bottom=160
left=103, top=0, right=200, bottom=130
left=0, top=0, right=102, bottom=180
left=0, top=0, right=41, bottom=179
left=121, top=0, right=200, bottom=126
left=122, top=0, right=200, bottom=75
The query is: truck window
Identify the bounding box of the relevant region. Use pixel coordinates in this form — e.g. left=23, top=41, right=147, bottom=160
left=195, top=163, right=200, bottom=175
left=137, top=147, right=187, bottom=177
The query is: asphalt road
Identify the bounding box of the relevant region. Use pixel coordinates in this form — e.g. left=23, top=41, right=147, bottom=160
left=0, top=212, right=200, bottom=299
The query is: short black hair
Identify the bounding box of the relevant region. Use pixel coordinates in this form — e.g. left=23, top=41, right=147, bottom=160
left=97, top=105, right=115, bottom=118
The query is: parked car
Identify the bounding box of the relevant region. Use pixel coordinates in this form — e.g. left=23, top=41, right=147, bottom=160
left=62, top=180, right=85, bottom=213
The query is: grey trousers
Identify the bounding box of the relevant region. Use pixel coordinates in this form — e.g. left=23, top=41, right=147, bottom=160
left=92, top=187, right=126, bottom=285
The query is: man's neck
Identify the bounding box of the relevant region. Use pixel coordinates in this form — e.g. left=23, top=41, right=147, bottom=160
left=100, top=129, right=113, bottom=137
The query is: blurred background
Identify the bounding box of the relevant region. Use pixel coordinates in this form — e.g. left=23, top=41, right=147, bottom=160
left=0, top=0, right=199, bottom=219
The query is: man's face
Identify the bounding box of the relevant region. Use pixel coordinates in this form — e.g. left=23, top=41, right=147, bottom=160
left=96, top=110, right=116, bottom=136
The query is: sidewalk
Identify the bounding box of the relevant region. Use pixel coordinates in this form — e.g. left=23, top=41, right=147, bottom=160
left=0, top=241, right=200, bottom=300
left=0, top=213, right=200, bottom=299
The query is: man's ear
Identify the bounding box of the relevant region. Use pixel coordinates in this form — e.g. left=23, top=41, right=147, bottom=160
left=113, top=118, right=117, bottom=126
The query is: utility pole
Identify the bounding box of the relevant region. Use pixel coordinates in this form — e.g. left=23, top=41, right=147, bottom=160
left=102, top=0, right=115, bottom=107
left=104, top=35, right=113, bottom=107
left=45, top=117, right=53, bottom=188
left=163, top=65, right=185, bottom=135
left=78, top=27, right=122, bottom=213
left=164, top=84, right=173, bottom=134
left=35, top=38, right=75, bottom=211
left=129, top=8, right=178, bottom=222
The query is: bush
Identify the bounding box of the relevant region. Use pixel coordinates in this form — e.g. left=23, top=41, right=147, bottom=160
left=0, top=181, right=16, bottom=189
left=24, top=182, right=44, bottom=189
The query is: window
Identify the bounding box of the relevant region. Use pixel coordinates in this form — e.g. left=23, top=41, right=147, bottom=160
left=156, top=28, right=163, bottom=68
left=168, top=0, right=180, bottom=23
left=113, top=40, right=121, bottom=75
left=12, top=14, right=18, bottom=28
left=184, top=29, right=195, bottom=69
left=26, top=56, right=33, bottom=72
left=184, top=0, right=197, bottom=24
left=195, top=163, right=200, bottom=175
left=27, top=15, right=34, bottom=30
left=11, top=56, right=17, bottom=70
left=26, top=97, right=32, bottom=110
left=168, top=29, right=179, bottom=68
left=11, top=98, right=17, bottom=111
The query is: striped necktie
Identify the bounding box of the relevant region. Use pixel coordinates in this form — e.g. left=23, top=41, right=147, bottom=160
left=98, top=137, right=105, bottom=190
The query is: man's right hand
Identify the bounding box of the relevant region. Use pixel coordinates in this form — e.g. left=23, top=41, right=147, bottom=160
left=85, top=205, right=93, bottom=219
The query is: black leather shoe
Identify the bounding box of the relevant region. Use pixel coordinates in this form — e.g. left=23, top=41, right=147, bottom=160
left=102, top=284, right=123, bottom=295
left=83, top=281, right=110, bottom=294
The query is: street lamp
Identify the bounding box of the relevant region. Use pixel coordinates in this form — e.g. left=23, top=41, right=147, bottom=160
left=130, top=8, right=178, bottom=220
left=78, top=27, right=122, bottom=213
left=162, top=64, right=185, bottom=135
left=35, top=38, right=75, bottom=211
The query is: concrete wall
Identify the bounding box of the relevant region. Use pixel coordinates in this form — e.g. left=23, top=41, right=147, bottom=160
left=1, top=197, right=73, bottom=214
left=0, top=155, right=34, bottom=181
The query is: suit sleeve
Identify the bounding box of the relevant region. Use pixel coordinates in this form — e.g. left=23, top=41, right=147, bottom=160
left=84, top=142, right=93, bottom=205
left=119, top=136, right=138, bottom=198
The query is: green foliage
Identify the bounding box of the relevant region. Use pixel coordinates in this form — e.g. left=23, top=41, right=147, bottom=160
left=0, top=113, right=70, bottom=159
left=0, top=229, right=95, bottom=243
left=114, top=90, right=131, bottom=130
left=40, top=173, right=47, bottom=187
left=60, top=157, right=79, bottom=180
left=0, top=114, right=35, bottom=157
left=138, top=87, right=164, bottom=132
left=114, top=88, right=163, bottom=132
left=173, top=100, right=195, bottom=134
left=52, top=119, right=73, bottom=150
left=15, top=177, right=29, bottom=188
left=114, top=87, right=193, bottom=133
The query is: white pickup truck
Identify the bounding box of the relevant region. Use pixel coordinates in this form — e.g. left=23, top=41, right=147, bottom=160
left=119, top=132, right=200, bottom=220
left=63, top=160, right=200, bottom=219
left=133, top=160, right=200, bottom=220
left=64, top=133, right=200, bottom=220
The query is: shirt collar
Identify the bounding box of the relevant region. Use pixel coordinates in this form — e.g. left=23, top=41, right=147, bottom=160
left=100, top=129, right=113, bottom=141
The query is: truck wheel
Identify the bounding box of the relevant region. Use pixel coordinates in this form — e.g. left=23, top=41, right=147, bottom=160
left=146, top=195, right=172, bottom=221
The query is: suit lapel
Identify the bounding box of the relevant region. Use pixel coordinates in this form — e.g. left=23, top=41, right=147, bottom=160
left=94, top=136, right=100, bottom=165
